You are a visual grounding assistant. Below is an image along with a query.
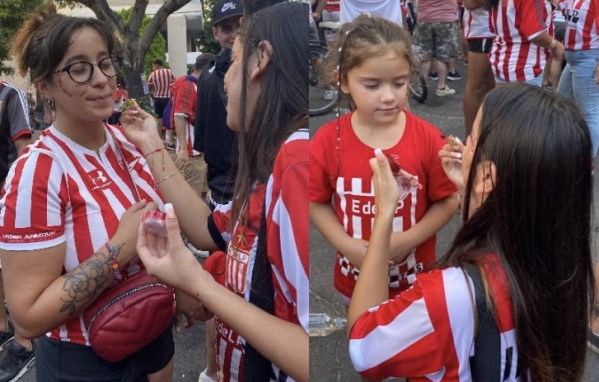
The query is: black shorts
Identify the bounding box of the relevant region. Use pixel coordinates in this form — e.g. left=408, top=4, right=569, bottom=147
left=35, top=323, right=174, bottom=381
left=153, top=97, right=170, bottom=119
left=468, top=38, right=493, bottom=54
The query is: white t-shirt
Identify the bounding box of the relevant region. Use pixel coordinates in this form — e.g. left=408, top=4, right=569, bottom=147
left=340, top=0, right=403, bottom=26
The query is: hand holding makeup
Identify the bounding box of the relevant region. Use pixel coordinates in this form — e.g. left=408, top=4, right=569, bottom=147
left=374, top=148, right=423, bottom=190
left=439, top=135, right=465, bottom=190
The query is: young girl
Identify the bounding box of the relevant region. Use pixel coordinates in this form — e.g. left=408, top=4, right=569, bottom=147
left=121, top=3, right=308, bottom=382
left=349, top=84, right=594, bottom=381
left=310, top=14, right=458, bottom=303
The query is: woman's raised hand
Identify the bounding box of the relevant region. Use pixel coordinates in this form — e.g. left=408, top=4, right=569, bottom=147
left=370, top=149, right=401, bottom=218
left=119, top=100, right=163, bottom=154
left=439, top=136, right=465, bottom=192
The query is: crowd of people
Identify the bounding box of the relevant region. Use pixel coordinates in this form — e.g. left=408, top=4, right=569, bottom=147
left=0, top=0, right=597, bottom=381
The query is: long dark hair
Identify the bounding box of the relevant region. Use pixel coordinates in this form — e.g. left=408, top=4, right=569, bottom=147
left=230, top=1, right=308, bottom=229
left=437, top=84, right=595, bottom=381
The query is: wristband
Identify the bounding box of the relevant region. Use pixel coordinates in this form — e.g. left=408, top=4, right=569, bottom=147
left=105, top=242, right=123, bottom=281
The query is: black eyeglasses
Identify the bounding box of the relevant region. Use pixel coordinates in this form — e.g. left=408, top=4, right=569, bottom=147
left=53, top=56, right=121, bottom=83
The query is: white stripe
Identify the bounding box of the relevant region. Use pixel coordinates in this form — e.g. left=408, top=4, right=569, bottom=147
left=444, top=267, right=476, bottom=381
left=349, top=297, right=434, bottom=372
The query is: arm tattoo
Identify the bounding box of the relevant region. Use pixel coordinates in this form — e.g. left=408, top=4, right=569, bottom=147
left=59, top=242, right=124, bottom=317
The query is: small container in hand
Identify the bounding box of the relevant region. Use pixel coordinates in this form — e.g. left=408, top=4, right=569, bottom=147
left=141, top=210, right=168, bottom=237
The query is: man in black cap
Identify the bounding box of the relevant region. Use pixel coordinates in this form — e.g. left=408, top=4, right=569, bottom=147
left=194, top=0, right=243, bottom=210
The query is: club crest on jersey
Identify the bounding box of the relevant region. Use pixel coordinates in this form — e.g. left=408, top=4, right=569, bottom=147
left=88, top=170, right=112, bottom=190
left=226, top=244, right=250, bottom=295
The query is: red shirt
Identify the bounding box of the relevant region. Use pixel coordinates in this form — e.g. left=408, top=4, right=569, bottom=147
left=310, top=111, right=456, bottom=298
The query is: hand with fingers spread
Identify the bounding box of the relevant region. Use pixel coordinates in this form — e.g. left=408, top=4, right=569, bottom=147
left=438, top=135, right=465, bottom=193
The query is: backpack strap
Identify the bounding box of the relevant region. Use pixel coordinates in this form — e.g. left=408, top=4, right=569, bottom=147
left=243, top=201, right=276, bottom=382
left=463, top=263, right=501, bottom=382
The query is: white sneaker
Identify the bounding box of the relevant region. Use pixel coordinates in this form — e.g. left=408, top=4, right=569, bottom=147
left=436, top=85, right=456, bottom=97
left=199, top=369, right=217, bottom=382
left=322, top=89, right=337, bottom=101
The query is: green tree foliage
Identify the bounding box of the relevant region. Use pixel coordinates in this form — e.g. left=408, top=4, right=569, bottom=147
left=116, top=7, right=167, bottom=76
left=197, top=0, right=221, bottom=55
left=0, top=0, right=45, bottom=75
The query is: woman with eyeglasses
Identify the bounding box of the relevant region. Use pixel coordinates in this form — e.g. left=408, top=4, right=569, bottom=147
left=0, top=3, right=175, bottom=381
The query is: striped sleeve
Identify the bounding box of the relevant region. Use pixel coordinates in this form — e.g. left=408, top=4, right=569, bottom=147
left=0, top=148, right=67, bottom=250
left=266, top=129, right=309, bottom=331
left=349, top=267, right=475, bottom=380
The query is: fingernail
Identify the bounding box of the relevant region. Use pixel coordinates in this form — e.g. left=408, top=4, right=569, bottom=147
left=164, top=203, right=175, bottom=219
left=373, top=148, right=383, bottom=157
left=450, top=152, right=462, bottom=159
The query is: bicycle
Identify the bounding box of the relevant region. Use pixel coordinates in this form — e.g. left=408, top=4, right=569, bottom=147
left=309, top=21, right=341, bottom=116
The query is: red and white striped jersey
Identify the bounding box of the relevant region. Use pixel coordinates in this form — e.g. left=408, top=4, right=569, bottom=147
left=562, top=0, right=599, bottom=50
left=171, top=75, right=200, bottom=157
left=463, top=8, right=495, bottom=40
left=310, top=111, right=456, bottom=299
left=209, top=129, right=309, bottom=382
left=349, top=255, right=519, bottom=381
left=0, top=124, right=163, bottom=345
left=489, top=0, right=553, bottom=82
left=148, top=68, right=175, bottom=98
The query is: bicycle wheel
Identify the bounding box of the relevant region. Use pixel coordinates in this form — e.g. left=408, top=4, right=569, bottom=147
left=309, top=43, right=337, bottom=116
left=409, top=71, right=427, bottom=103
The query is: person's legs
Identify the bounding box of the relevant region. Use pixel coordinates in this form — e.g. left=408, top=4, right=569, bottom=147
left=0, top=268, right=35, bottom=382
left=565, top=49, right=599, bottom=156
left=463, top=40, right=495, bottom=137
left=433, top=22, right=458, bottom=95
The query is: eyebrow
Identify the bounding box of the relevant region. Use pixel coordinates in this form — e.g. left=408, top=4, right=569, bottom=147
left=62, top=52, right=110, bottom=66
left=357, top=75, right=410, bottom=81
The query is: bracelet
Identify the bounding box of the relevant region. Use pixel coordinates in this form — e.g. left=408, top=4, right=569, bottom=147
left=546, top=39, right=556, bottom=50
left=144, top=147, right=166, bottom=171
left=154, top=170, right=181, bottom=190
left=143, top=147, right=166, bottom=159
left=105, top=242, right=123, bottom=281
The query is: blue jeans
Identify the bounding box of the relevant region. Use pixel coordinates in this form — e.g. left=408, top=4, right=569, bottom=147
left=558, top=49, right=599, bottom=157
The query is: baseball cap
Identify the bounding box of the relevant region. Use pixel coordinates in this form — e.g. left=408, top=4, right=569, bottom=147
left=212, top=0, right=243, bottom=26
left=195, top=53, right=217, bottom=71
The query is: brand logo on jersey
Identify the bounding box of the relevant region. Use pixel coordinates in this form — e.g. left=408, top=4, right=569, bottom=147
left=565, top=9, right=580, bottom=23
left=88, top=170, right=112, bottom=190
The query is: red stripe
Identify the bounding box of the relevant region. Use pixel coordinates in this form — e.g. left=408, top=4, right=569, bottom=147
left=30, top=154, right=53, bottom=229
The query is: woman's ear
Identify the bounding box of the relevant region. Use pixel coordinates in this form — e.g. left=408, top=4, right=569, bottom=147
left=473, top=160, right=497, bottom=196
left=35, top=80, right=52, bottom=104
left=249, top=40, right=273, bottom=81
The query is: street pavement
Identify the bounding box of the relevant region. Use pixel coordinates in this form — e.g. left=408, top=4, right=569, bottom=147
left=309, top=61, right=599, bottom=381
